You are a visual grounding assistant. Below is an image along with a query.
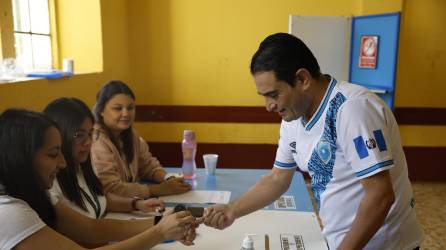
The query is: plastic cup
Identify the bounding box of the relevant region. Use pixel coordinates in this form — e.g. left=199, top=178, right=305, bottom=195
left=62, top=58, right=74, bottom=73
left=203, top=154, right=218, bottom=175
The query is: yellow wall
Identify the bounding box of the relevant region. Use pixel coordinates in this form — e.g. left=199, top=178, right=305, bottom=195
left=395, top=0, right=446, bottom=147
left=128, top=0, right=409, bottom=144
left=128, top=0, right=357, bottom=106
left=127, top=0, right=357, bottom=144
left=1, top=0, right=444, bottom=147
left=55, top=0, right=103, bottom=73
left=395, top=0, right=446, bottom=107
left=358, top=0, right=403, bottom=15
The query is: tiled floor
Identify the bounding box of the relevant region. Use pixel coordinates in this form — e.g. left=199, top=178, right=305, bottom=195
left=306, top=181, right=446, bottom=249
left=412, top=182, right=446, bottom=249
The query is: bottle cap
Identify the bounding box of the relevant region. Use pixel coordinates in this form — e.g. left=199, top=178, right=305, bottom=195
left=183, top=130, right=196, bottom=140
left=242, top=234, right=256, bottom=249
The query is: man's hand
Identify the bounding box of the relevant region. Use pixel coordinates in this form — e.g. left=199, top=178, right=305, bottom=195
left=203, top=204, right=237, bottom=230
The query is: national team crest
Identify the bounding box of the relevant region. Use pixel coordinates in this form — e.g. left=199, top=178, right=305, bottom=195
left=316, top=139, right=331, bottom=164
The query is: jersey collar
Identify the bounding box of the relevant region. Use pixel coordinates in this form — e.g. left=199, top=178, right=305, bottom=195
left=302, top=76, right=337, bottom=131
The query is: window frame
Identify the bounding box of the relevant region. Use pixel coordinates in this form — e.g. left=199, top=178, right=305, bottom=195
left=0, top=0, right=58, bottom=70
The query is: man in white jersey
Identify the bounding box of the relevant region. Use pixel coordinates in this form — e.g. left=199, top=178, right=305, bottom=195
left=203, top=33, right=422, bottom=249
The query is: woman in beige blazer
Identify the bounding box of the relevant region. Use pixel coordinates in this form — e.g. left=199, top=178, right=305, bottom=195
left=91, top=80, right=191, bottom=198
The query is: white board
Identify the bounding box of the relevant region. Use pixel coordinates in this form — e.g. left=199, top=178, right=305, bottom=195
left=153, top=210, right=327, bottom=250
left=289, top=15, right=351, bottom=81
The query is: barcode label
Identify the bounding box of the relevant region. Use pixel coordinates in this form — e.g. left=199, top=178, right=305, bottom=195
left=274, top=195, right=296, bottom=209
left=280, top=234, right=305, bottom=250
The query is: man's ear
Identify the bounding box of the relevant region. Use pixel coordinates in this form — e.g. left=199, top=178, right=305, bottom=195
left=295, top=68, right=312, bottom=90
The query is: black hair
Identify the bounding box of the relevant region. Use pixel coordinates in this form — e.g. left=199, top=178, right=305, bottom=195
left=93, top=80, right=135, bottom=164
left=0, top=109, right=59, bottom=227
left=250, top=33, right=321, bottom=86
left=44, top=97, right=103, bottom=212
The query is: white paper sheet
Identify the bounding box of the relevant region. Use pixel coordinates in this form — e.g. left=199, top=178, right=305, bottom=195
left=152, top=210, right=327, bottom=250
left=160, top=190, right=231, bottom=204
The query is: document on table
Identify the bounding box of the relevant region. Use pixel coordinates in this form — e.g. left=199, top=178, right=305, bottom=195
left=161, top=190, right=231, bottom=204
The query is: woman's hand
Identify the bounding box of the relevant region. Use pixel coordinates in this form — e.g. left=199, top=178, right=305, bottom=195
left=135, top=198, right=165, bottom=213
left=151, top=177, right=192, bottom=196
left=155, top=210, right=195, bottom=241
left=178, top=224, right=197, bottom=246
left=178, top=217, right=201, bottom=245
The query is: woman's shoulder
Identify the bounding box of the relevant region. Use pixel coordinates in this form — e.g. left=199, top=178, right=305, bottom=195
left=131, top=128, right=143, bottom=141
left=93, top=123, right=108, bottom=139
left=131, top=128, right=147, bottom=149
left=0, top=195, right=46, bottom=249
left=0, top=195, right=29, bottom=208
left=92, top=124, right=113, bottom=146
left=0, top=195, right=44, bottom=222
left=91, top=124, right=119, bottom=157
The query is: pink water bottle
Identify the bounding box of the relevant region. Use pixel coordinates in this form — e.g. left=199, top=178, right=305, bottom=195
left=182, top=130, right=197, bottom=180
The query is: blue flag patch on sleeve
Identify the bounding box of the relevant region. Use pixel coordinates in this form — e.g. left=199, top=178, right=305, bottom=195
left=373, top=129, right=387, bottom=152
left=353, top=136, right=369, bottom=159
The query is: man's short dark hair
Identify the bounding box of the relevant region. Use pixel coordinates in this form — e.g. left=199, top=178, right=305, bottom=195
left=250, top=33, right=321, bottom=86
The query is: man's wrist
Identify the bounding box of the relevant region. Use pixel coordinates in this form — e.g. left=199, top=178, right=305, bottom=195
left=228, top=203, right=240, bottom=219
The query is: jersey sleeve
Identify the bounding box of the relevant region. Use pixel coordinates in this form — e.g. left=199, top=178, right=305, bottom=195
left=0, top=198, right=45, bottom=249
left=337, top=97, right=394, bottom=179
left=274, top=121, right=298, bottom=169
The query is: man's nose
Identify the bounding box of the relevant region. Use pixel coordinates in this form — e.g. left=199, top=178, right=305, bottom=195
left=265, top=99, right=276, bottom=112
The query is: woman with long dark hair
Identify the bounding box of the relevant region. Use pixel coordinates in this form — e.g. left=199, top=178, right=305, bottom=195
left=91, top=80, right=191, bottom=198
left=44, top=97, right=165, bottom=218
left=0, top=109, right=196, bottom=249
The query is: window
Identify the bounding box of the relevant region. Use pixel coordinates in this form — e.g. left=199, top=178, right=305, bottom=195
left=12, top=0, right=52, bottom=71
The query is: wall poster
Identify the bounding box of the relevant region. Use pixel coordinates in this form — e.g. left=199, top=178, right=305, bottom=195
left=359, top=35, right=378, bottom=68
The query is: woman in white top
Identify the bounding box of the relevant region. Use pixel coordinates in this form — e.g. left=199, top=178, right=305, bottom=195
left=44, top=97, right=163, bottom=219
left=0, top=109, right=197, bottom=250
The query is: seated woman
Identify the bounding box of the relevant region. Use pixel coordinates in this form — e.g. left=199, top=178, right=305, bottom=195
left=0, top=109, right=196, bottom=249
left=91, top=80, right=191, bottom=198
left=44, top=97, right=164, bottom=218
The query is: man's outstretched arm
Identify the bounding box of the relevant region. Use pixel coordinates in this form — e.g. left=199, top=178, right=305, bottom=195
left=203, top=167, right=295, bottom=229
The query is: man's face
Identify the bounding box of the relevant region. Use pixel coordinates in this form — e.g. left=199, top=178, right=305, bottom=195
left=254, top=71, right=306, bottom=122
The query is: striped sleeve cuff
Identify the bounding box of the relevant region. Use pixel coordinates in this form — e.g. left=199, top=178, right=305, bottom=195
left=274, top=160, right=297, bottom=169
left=355, top=159, right=394, bottom=178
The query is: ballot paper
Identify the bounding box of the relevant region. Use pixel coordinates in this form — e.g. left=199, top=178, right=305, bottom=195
left=161, top=190, right=231, bottom=204
left=274, top=195, right=297, bottom=209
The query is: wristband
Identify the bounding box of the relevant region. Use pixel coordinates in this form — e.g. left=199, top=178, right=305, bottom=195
left=163, top=173, right=176, bottom=181
left=131, top=197, right=143, bottom=211
left=163, top=173, right=183, bottom=181
left=154, top=215, right=163, bottom=225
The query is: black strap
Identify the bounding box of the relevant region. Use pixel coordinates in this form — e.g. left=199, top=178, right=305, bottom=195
left=154, top=215, right=163, bottom=225
left=80, top=187, right=102, bottom=219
